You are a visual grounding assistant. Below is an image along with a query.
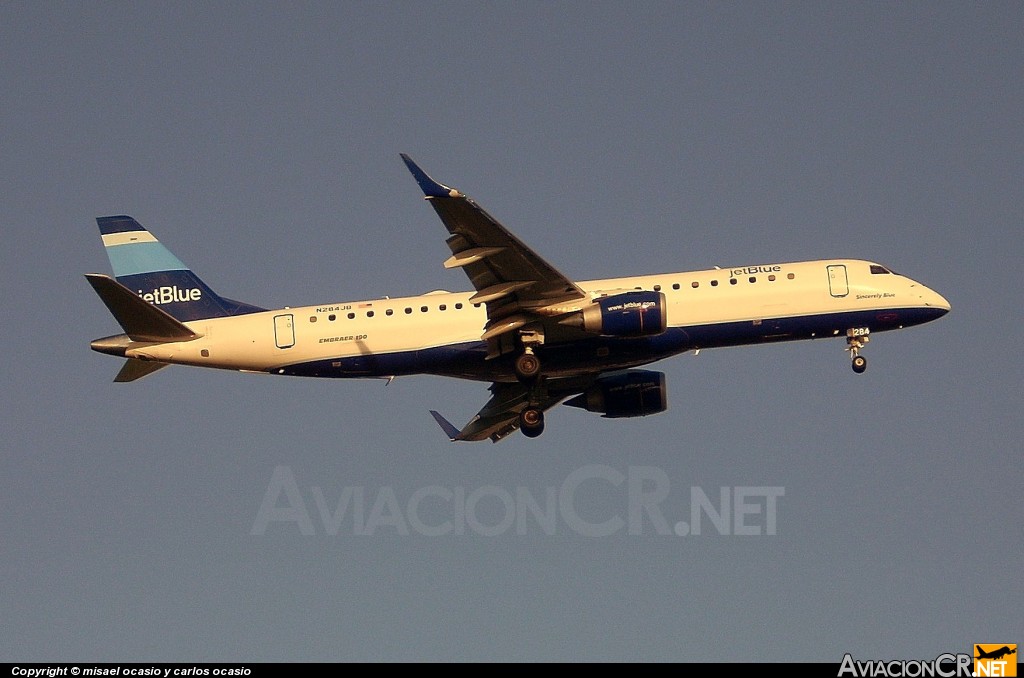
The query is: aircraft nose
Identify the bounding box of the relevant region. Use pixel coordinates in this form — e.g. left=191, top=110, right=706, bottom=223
left=924, top=287, right=951, bottom=314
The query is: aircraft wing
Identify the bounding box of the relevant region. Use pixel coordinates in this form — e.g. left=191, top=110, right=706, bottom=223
left=430, top=380, right=584, bottom=443
left=401, top=155, right=588, bottom=355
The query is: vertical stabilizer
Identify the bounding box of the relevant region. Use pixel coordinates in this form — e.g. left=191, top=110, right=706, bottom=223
left=96, top=215, right=264, bottom=322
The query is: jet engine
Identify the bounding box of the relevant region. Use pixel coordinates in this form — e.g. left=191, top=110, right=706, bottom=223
left=561, top=290, right=667, bottom=337
left=564, top=370, right=667, bottom=418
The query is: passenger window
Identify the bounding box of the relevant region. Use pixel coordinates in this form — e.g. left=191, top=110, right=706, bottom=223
left=710, top=280, right=718, bottom=287
left=367, top=311, right=374, bottom=318
left=455, top=303, right=463, bottom=309
left=439, top=304, right=446, bottom=311
left=653, top=285, right=661, bottom=292
left=329, top=314, right=336, bottom=321
left=749, top=277, right=756, bottom=283
left=730, top=278, right=737, bottom=285
left=421, top=306, right=428, bottom=312
left=673, top=283, right=680, bottom=290
left=347, top=312, right=355, bottom=319
left=405, top=308, right=412, bottom=314
left=787, top=273, right=795, bottom=280
left=691, top=281, right=699, bottom=288
left=768, top=275, right=776, bottom=282
left=386, top=309, right=393, bottom=316
left=310, top=316, right=317, bottom=323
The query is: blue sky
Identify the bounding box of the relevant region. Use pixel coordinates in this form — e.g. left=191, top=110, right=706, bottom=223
left=1, top=2, right=1020, bottom=661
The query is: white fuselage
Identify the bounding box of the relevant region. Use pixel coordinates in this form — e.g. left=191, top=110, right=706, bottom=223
left=120, top=258, right=950, bottom=382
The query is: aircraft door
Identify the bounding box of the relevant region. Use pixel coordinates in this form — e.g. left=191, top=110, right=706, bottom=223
left=827, top=265, right=849, bottom=298
left=274, top=314, right=295, bottom=349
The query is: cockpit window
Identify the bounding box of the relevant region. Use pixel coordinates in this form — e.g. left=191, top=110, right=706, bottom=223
left=870, top=264, right=892, bottom=275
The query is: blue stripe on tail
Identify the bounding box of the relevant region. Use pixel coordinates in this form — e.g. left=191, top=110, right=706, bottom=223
left=106, top=241, right=188, bottom=277
left=97, top=215, right=147, bottom=234
left=96, top=216, right=265, bottom=322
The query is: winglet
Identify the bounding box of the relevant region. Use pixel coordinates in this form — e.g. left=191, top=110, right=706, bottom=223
left=400, top=154, right=460, bottom=198
left=429, top=410, right=461, bottom=441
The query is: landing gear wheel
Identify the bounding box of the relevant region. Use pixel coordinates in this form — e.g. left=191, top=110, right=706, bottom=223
left=520, top=408, right=545, bottom=438
left=845, top=329, right=870, bottom=375
left=514, top=352, right=541, bottom=382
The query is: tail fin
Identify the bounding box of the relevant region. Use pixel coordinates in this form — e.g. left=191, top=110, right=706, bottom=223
left=96, top=215, right=264, bottom=322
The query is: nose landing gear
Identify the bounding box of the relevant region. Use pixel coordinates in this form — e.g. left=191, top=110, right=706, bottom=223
left=851, top=354, right=867, bottom=373
left=846, top=328, right=870, bottom=374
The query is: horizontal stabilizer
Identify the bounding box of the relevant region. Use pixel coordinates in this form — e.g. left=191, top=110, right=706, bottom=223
left=85, top=274, right=200, bottom=343
left=114, top=359, right=169, bottom=383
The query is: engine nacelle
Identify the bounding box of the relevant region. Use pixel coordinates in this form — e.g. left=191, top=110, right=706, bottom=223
left=564, top=370, right=667, bottom=418
left=574, top=290, right=667, bottom=337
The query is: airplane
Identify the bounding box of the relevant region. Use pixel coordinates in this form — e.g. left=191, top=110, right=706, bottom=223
left=86, top=154, right=951, bottom=442
left=975, top=646, right=1016, bottom=661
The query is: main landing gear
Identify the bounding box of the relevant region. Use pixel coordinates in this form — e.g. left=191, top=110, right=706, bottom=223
left=514, top=329, right=545, bottom=383
left=846, top=328, right=870, bottom=374
left=520, top=407, right=545, bottom=438
left=515, top=350, right=545, bottom=437
left=514, top=350, right=541, bottom=382
left=513, top=329, right=546, bottom=436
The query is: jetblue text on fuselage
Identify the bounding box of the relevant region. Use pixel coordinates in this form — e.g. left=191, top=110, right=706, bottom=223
left=137, top=286, right=202, bottom=305
left=730, top=265, right=782, bottom=277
